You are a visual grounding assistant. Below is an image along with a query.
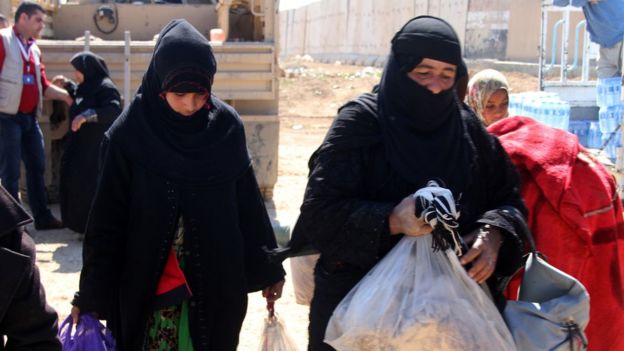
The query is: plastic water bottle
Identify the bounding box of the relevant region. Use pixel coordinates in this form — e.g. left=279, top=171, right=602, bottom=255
left=523, top=98, right=535, bottom=120
left=539, top=99, right=551, bottom=126
left=587, top=121, right=601, bottom=149
left=608, top=83, right=618, bottom=106
left=533, top=99, right=545, bottom=124
left=508, top=94, right=520, bottom=116
left=568, top=120, right=590, bottom=147
left=601, top=134, right=618, bottom=161
left=558, top=101, right=570, bottom=131
left=597, top=77, right=623, bottom=108
left=600, top=105, right=623, bottom=134
left=615, top=105, right=623, bottom=133
left=596, top=81, right=605, bottom=107
left=599, top=107, right=609, bottom=133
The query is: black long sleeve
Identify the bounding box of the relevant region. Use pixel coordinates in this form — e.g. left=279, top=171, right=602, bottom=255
left=92, top=83, right=122, bottom=125
left=236, top=166, right=285, bottom=292
left=295, top=147, right=396, bottom=270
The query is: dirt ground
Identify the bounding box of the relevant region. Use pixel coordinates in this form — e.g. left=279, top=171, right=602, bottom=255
left=31, top=57, right=538, bottom=350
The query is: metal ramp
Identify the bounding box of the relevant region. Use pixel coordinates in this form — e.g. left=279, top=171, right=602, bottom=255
left=539, top=3, right=599, bottom=110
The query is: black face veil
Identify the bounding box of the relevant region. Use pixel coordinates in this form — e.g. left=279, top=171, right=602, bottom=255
left=377, top=16, right=472, bottom=192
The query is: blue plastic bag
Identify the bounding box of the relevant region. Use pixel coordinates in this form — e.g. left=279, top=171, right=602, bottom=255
left=59, top=314, right=116, bottom=351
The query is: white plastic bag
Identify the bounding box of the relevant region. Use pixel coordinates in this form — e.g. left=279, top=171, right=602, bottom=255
left=324, top=235, right=517, bottom=351
left=289, top=254, right=320, bottom=305
left=257, top=303, right=299, bottom=351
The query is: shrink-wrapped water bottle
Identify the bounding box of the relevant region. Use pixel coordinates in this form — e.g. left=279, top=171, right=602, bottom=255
left=599, top=105, right=623, bottom=134
left=596, top=77, right=622, bottom=108
left=568, top=120, right=590, bottom=147
left=556, top=100, right=570, bottom=131
left=508, top=94, right=520, bottom=116
left=539, top=99, right=552, bottom=126
left=587, top=121, right=602, bottom=149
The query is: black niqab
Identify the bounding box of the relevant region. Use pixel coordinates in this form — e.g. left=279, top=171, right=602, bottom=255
left=320, top=16, right=473, bottom=193
left=70, top=51, right=110, bottom=97
left=379, top=16, right=473, bottom=192
left=109, top=19, right=250, bottom=183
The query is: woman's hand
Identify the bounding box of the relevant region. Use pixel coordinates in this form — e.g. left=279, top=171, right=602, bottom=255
left=262, top=279, right=285, bottom=303
left=389, top=195, right=432, bottom=236
left=460, top=225, right=503, bottom=284
left=51, top=75, right=69, bottom=87
left=71, top=115, right=87, bottom=132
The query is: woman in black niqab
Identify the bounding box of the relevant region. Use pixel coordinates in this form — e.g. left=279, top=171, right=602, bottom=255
left=290, top=16, right=528, bottom=351
left=59, top=51, right=121, bottom=233
left=71, top=20, right=285, bottom=351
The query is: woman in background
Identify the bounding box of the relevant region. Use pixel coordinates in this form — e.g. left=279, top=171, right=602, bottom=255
left=466, top=68, right=509, bottom=126
left=468, top=68, right=624, bottom=351
left=59, top=52, right=121, bottom=233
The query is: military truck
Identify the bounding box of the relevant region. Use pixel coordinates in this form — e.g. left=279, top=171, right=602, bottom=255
left=9, top=0, right=280, bottom=200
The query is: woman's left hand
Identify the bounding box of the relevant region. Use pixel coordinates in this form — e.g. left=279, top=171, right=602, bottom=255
left=262, top=279, right=285, bottom=303
left=460, top=225, right=503, bottom=284
left=71, top=115, right=87, bottom=132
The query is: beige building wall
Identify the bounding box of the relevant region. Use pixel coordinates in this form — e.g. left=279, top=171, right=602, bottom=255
left=281, top=0, right=470, bottom=64
left=281, top=0, right=589, bottom=64
left=507, top=2, right=586, bottom=63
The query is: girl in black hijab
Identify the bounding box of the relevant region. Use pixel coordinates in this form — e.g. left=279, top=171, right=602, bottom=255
left=59, top=51, right=122, bottom=233
left=70, top=20, right=285, bottom=350
left=289, top=16, right=528, bottom=350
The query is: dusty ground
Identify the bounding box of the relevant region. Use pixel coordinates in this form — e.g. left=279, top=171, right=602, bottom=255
left=31, top=57, right=537, bottom=350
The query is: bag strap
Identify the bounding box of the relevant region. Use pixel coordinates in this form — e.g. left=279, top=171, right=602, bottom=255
left=564, top=321, right=588, bottom=351
left=499, top=206, right=540, bottom=257
left=496, top=206, right=542, bottom=293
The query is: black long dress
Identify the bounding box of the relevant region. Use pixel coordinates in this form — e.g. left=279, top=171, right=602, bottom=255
left=72, top=20, right=285, bottom=351
left=60, top=52, right=121, bottom=233
left=293, top=99, right=528, bottom=350
left=289, top=16, right=529, bottom=351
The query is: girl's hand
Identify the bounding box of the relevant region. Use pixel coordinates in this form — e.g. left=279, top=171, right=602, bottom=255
left=460, top=225, right=503, bottom=284
left=389, top=195, right=432, bottom=236
left=71, top=306, right=80, bottom=324
left=262, top=279, right=285, bottom=303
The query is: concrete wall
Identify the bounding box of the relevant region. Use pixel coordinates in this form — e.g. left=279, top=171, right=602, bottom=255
left=280, top=0, right=588, bottom=64
left=507, top=2, right=586, bottom=63
left=465, top=0, right=510, bottom=59
left=281, top=0, right=478, bottom=65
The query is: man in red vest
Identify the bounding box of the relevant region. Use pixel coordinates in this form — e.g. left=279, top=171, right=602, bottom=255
left=0, top=2, right=73, bottom=230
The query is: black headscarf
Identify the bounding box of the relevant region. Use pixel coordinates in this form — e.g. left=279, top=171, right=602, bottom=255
left=319, top=16, right=473, bottom=193
left=70, top=51, right=110, bottom=97
left=108, top=19, right=250, bottom=184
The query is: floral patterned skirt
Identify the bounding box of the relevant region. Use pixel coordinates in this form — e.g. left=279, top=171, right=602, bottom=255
left=145, top=300, right=194, bottom=351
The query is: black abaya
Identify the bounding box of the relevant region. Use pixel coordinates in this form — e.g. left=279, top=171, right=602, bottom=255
left=60, top=52, right=121, bottom=233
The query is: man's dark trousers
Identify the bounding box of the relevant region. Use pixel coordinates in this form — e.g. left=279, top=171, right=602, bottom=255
left=0, top=112, right=54, bottom=223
